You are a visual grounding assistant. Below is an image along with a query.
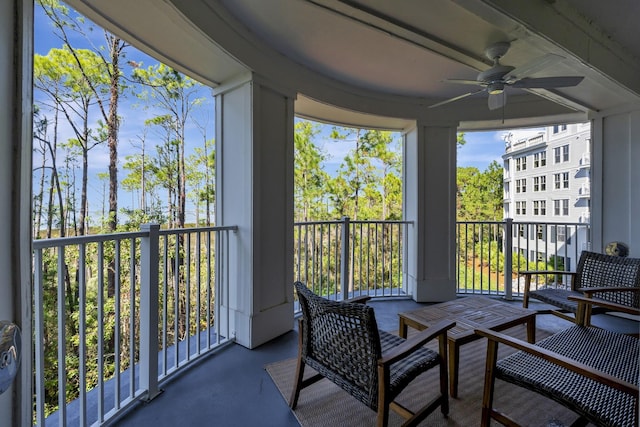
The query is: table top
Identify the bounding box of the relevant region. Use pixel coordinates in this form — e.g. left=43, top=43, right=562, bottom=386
left=399, top=295, right=536, bottom=342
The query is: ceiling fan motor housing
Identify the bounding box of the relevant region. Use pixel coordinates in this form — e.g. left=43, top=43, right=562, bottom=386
left=477, top=65, right=514, bottom=85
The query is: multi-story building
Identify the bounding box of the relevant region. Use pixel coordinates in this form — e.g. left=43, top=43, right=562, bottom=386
left=503, top=122, right=591, bottom=271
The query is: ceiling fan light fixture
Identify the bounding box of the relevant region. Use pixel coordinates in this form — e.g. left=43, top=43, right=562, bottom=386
left=487, top=83, right=504, bottom=95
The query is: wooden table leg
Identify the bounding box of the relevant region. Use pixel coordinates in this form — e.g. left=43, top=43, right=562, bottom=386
left=399, top=317, right=408, bottom=338
left=526, top=315, right=536, bottom=343
left=448, top=339, right=459, bottom=398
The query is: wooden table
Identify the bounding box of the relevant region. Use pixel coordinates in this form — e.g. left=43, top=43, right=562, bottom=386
left=398, top=296, right=536, bottom=398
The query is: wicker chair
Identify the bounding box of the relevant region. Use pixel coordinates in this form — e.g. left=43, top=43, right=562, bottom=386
left=521, top=250, right=640, bottom=323
left=476, top=295, right=640, bottom=427
left=290, top=281, right=455, bottom=427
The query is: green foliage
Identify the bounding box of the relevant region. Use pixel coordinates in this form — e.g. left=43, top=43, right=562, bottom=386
left=457, top=160, right=504, bottom=221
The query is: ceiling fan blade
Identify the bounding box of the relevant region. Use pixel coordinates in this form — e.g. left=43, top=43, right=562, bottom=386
left=503, top=53, right=565, bottom=82
left=428, top=89, right=485, bottom=108
left=512, top=76, right=584, bottom=88
left=488, top=91, right=506, bottom=111
left=443, top=79, right=484, bottom=86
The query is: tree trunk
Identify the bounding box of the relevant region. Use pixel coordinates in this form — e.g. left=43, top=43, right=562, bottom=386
left=108, top=37, right=121, bottom=233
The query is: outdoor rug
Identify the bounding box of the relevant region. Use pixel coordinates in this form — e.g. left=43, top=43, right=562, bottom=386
left=266, top=325, right=589, bottom=426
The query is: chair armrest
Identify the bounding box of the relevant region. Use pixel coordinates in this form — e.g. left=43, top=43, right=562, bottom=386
left=379, top=320, right=455, bottom=366
left=345, top=295, right=372, bottom=304
left=568, top=294, right=640, bottom=320
left=475, top=327, right=638, bottom=396
left=577, top=286, right=640, bottom=295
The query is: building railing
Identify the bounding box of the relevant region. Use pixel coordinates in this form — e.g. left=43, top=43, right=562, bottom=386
left=294, top=218, right=591, bottom=302
left=31, top=218, right=590, bottom=425
left=457, top=220, right=591, bottom=298
left=294, top=218, right=411, bottom=301
left=32, top=224, right=237, bottom=426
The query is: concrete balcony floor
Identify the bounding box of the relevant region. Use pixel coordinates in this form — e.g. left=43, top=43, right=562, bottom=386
left=110, top=297, right=636, bottom=427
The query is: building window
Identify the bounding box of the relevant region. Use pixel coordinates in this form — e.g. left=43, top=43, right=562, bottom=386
left=516, top=157, right=526, bottom=171
left=554, top=199, right=569, bottom=216
left=554, top=173, right=568, bottom=189
left=536, top=225, right=545, bottom=240
left=516, top=179, right=526, bottom=193
left=554, top=144, right=570, bottom=163
left=534, top=151, right=546, bottom=168
left=551, top=226, right=573, bottom=245
left=518, top=224, right=525, bottom=237
left=516, top=201, right=526, bottom=215
left=533, top=200, right=546, bottom=215
left=533, top=176, right=546, bottom=191
left=558, top=227, right=566, bottom=242
left=504, top=182, right=510, bottom=198
left=553, top=124, right=567, bottom=134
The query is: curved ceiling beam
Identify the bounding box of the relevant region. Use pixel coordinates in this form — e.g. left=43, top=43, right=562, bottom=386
left=473, top=0, right=640, bottom=97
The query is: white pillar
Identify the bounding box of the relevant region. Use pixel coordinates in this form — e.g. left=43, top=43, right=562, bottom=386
left=404, top=122, right=457, bottom=302
left=591, top=106, right=640, bottom=257
left=214, top=74, right=295, bottom=348
left=0, top=1, right=33, bottom=425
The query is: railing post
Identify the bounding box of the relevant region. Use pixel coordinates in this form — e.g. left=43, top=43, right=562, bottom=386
left=340, top=216, right=350, bottom=300
left=140, top=223, right=161, bottom=401
left=503, top=219, right=513, bottom=300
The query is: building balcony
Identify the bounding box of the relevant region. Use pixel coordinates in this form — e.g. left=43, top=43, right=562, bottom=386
left=31, top=218, right=604, bottom=426
left=579, top=152, right=591, bottom=168
left=577, top=184, right=591, bottom=198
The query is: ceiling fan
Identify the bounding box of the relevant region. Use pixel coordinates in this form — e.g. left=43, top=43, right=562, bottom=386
left=429, top=41, right=584, bottom=110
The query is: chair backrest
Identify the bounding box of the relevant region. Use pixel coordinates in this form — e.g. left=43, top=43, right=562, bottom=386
left=294, top=281, right=381, bottom=409
left=576, top=251, right=640, bottom=308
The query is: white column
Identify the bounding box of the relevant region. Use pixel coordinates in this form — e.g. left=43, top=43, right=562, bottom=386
left=591, top=106, right=640, bottom=257
left=404, top=122, right=457, bottom=302
left=214, top=74, right=295, bottom=348
left=0, top=1, right=33, bottom=425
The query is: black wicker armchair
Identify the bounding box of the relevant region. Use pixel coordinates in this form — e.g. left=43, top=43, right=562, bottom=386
left=521, top=250, right=640, bottom=323
left=290, top=281, right=455, bottom=427
left=477, top=295, right=640, bottom=427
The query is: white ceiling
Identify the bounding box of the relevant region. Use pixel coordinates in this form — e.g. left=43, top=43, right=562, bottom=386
left=66, top=0, right=640, bottom=129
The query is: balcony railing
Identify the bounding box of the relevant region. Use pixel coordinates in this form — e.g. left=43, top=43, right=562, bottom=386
left=294, top=218, right=591, bottom=302
left=31, top=218, right=590, bottom=425
left=294, top=218, right=411, bottom=301
left=457, top=220, right=591, bottom=297
left=32, top=224, right=237, bottom=426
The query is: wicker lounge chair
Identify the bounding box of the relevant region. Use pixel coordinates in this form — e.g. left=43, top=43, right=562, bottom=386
left=521, top=250, right=640, bottom=323
left=290, top=281, right=455, bottom=427
left=477, top=295, right=640, bottom=427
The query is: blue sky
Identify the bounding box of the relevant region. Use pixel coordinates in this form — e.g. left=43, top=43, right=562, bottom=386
left=34, top=3, right=542, bottom=225
left=458, top=131, right=507, bottom=169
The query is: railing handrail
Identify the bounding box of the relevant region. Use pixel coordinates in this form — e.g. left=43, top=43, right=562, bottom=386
left=295, top=219, right=413, bottom=226
left=32, top=223, right=237, bottom=426
left=32, top=225, right=238, bottom=248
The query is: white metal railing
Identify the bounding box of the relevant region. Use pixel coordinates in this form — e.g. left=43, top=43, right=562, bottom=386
left=456, top=220, right=591, bottom=298
left=32, top=224, right=237, bottom=426
left=578, top=183, right=590, bottom=197
left=579, top=152, right=591, bottom=167
left=294, top=217, right=411, bottom=301
left=293, top=218, right=591, bottom=304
